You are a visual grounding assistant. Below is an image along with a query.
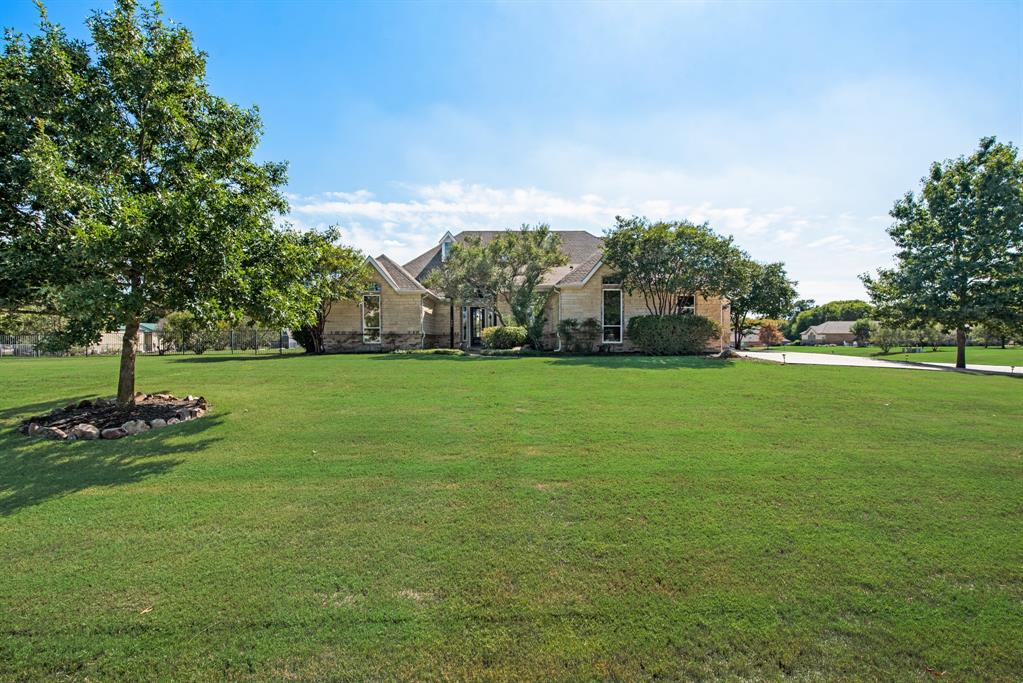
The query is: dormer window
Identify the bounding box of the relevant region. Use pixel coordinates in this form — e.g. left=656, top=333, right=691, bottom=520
left=441, top=241, right=452, bottom=262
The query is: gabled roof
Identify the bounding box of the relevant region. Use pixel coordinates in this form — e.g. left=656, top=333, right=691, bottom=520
left=368, top=255, right=429, bottom=293
left=555, top=250, right=604, bottom=287
left=803, top=320, right=858, bottom=336
left=402, top=230, right=603, bottom=287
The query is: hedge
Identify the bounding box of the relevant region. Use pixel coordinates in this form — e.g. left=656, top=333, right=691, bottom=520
left=625, top=314, right=720, bottom=355
left=481, top=325, right=527, bottom=350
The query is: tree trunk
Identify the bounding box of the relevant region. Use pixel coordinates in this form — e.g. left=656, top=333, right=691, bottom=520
left=955, top=327, right=967, bottom=369
left=117, top=317, right=141, bottom=405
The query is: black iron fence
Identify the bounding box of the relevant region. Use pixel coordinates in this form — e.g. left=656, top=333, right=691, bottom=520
left=0, top=330, right=299, bottom=357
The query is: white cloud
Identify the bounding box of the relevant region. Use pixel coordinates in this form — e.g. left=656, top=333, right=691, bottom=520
left=287, top=180, right=891, bottom=302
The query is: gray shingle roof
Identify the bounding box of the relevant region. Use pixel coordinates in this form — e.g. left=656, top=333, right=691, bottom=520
left=402, top=230, right=603, bottom=287
left=555, top=250, right=604, bottom=286
left=375, top=255, right=427, bottom=292
left=804, top=320, right=857, bottom=335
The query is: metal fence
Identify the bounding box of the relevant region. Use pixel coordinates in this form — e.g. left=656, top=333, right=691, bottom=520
left=0, top=330, right=300, bottom=358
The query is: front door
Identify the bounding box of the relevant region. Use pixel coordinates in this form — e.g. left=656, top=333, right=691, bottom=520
left=469, top=307, right=484, bottom=346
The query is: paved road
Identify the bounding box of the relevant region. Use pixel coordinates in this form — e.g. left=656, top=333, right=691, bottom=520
left=737, top=351, right=1021, bottom=377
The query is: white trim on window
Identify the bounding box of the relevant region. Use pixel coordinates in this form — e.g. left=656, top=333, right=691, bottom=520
left=602, top=288, right=623, bottom=344
left=362, top=293, right=381, bottom=344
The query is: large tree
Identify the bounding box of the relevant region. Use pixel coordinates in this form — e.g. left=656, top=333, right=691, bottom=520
left=292, top=227, right=369, bottom=354
left=602, top=216, right=744, bottom=316
left=727, top=259, right=797, bottom=349
left=1, top=1, right=316, bottom=403
left=862, top=137, right=1023, bottom=368
left=426, top=225, right=566, bottom=349
left=490, top=224, right=566, bottom=348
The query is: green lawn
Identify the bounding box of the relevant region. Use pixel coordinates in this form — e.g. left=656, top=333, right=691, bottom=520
left=751, top=344, right=1023, bottom=366
left=1, top=353, right=1021, bottom=680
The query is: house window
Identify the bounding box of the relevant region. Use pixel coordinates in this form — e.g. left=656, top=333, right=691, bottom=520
left=676, top=295, right=695, bottom=315
left=602, top=289, right=623, bottom=343
left=441, top=241, right=452, bottom=262
left=362, top=294, right=381, bottom=343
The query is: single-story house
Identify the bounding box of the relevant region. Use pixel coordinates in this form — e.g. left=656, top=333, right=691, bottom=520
left=87, top=322, right=163, bottom=354
left=321, top=230, right=730, bottom=353
left=800, top=320, right=858, bottom=345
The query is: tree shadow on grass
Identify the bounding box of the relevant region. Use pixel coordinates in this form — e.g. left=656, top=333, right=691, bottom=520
left=369, top=352, right=733, bottom=369
left=544, top=354, right=733, bottom=370
left=168, top=353, right=310, bottom=364
left=0, top=395, right=96, bottom=421
left=0, top=413, right=226, bottom=516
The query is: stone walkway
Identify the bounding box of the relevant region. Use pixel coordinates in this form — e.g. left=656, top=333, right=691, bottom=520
left=737, top=350, right=1021, bottom=377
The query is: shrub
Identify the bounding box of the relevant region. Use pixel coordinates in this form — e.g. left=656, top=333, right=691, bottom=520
left=626, top=314, right=720, bottom=355
left=481, top=325, right=527, bottom=349
left=392, top=348, right=466, bottom=356
left=479, top=347, right=541, bottom=356
left=557, top=317, right=600, bottom=352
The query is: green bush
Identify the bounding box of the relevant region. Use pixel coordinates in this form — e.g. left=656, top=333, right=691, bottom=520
left=557, top=317, right=601, bottom=352
left=626, top=314, right=720, bottom=355
left=479, top=347, right=542, bottom=356
left=481, top=325, right=527, bottom=349
left=392, top=348, right=466, bottom=356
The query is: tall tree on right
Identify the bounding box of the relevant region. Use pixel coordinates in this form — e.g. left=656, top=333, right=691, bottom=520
left=861, top=137, right=1023, bottom=368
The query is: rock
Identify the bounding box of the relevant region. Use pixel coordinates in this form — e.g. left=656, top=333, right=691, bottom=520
left=149, top=418, right=167, bottom=429
left=167, top=417, right=180, bottom=425
left=153, top=393, right=173, bottom=401
left=77, top=399, right=94, bottom=409
left=27, top=423, right=43, bottom=437
left=186, top=395, right=197, bottom=402
left=133, top=392, right=148, bottom=402
left=190, top=408, right=206, bottom=419
left=101, top=427, right=127, bottom=439
left=42, top=427, right=67, bottom=440
left=65, top=402, right=79, bottom=411
left=122, top=419, right=150, bottom=435
left=49, top=407, right=65, bottom=416
left=71, top=423, right=100, bottom=440
left=176, top=408, right=191, bottom=421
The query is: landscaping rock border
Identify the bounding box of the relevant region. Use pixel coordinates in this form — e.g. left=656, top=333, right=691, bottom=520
left=18, top=393, right=210, bottom=441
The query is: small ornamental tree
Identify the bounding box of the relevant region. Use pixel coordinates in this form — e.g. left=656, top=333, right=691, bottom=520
left=603, top=216, right=744, bottom=315
left=862, top=137, right=1023, bottom=368
left=851, top=319, right=873, bottom=346
left=757, top=322, right=785, bottom=347
left=873, top=325, right=904, bottom=354
left=0, top=1, right=318, bottom=403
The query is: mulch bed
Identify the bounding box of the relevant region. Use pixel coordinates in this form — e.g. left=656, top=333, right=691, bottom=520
left=18, top=392, right=210, bottom=441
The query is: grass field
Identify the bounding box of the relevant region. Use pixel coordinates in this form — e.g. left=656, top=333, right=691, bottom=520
left=750, top=344, right=1023, bottom=366
left=1, top=353, right=1021, bottom=680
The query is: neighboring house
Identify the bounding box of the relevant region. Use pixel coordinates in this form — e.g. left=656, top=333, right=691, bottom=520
left=86, top=322, right=163, bottom=354
left=800, top=320, right=858, bottom=345
left=322, top=230, right=731, bottom=352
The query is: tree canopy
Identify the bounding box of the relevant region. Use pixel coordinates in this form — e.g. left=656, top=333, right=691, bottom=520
left=861, top=136, right=1023, bottom=367
left=1, top=0, right=318, bottom=401
left=602, top=216, right=745, bottom=316
left=426, top=225, right=566, bottom=348
left=785, top=300, right=874, bottom=340
left=292, top=227, right=369, bottom=354
left=727, top=260, right=797, bottom=348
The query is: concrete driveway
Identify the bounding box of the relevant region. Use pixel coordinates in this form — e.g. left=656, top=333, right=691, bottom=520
left=737, top=350, right=941, bottom=371
left=736, top=350, right=1023, bottom=377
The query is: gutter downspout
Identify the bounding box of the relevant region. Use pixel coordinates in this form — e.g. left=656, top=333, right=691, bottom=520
left=420, top=295, right=426, bottom=349
left=554, top=287, right=563, bottom=352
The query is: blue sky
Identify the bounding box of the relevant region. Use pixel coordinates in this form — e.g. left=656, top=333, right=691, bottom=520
left=7, top=0, right=1022, bottom=302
